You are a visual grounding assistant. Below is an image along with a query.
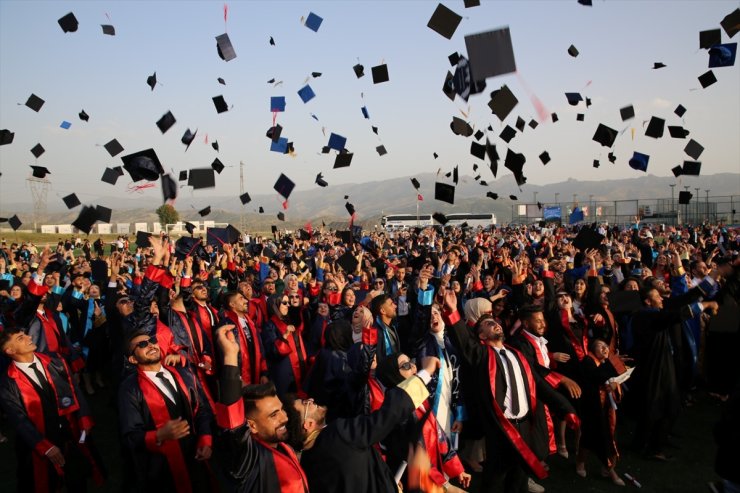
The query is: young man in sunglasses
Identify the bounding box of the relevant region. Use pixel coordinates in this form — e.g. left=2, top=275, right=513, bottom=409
left=118, top=330, right=214, bottom=493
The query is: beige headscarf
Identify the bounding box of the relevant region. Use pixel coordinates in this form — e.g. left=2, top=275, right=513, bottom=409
left=463, top=298, right=493, bottom=325
left=351, top=305, right=374, bottom=343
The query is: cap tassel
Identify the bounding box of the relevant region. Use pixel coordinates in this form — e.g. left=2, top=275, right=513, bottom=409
left=515, top=71, right=549, bottom=123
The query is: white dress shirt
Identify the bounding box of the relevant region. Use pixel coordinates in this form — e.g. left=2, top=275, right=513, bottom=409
left=15, top=355, right=46, bottom=387
left=493, top=346, right=530, bottom=420
left=143, top=367, right=178, bottom=403
left=523, top=330, right=551, bottom=368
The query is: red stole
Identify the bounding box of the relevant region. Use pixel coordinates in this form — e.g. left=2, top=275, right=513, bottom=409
left=254, top=437, right=308, bottom=493
left=137, top=368, right=194, bottom=493
left=559, top=310, right=588, bottom=361
left=415, top=403, right=464, bottom=485
left=192, top=303, right=217, bottom=346
left=173, top=311, right=216, bottom=411
left=519, top=332, right=557, bottom=455
left=368, top=377, right=384, bottom=412
left=270, top=315, right=308, bottom=397
left=486, top=346, right=548, bottom=479
left=37, top=310, right=62, bottom=354
left=224, top=310, right=263, bottom=385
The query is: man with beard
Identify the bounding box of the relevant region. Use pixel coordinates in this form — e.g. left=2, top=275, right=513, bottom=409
left=118, top=331, right=213, bottom=492
left=220, top=292, right=268, bottom=386
left=182, top=256, right=220, bottom=348
left=443, top=290, right=578, bottom=493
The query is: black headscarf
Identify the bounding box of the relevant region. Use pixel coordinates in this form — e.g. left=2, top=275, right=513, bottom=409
left=325, top=319, right=353, bottom=352
left=375, top=351, right=404, bottom=388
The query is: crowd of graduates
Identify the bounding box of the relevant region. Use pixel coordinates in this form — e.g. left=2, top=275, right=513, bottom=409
left=0, top=220, right=738, bottom=493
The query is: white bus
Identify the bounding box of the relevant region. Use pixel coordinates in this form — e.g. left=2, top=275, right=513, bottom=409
left=445, top=212, right=497, bottom=228
left=381, top=212, right=496, bottom=230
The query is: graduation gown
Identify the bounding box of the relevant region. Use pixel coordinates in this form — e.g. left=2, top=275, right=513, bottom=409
left=261, top=315, right=309, bottom=397
left=220, top=310, right=268, bottom=385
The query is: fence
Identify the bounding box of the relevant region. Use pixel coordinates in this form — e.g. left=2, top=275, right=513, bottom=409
left=511, top=195, right=739, bottom=226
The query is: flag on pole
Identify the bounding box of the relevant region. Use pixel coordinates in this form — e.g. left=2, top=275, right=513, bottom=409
left=417, top=194, right=424, bottom=201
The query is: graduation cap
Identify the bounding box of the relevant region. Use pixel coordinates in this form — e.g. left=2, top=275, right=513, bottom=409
left=104, top=138, right=124, bottom=157
left=471, top=141, right=486, bottom=160
left=135, top=231, right=152, bottom=248
left=671, top=165, right=683, bottom=177
left=698, top=70, right=717, bottom=88
left=528, top=119, right=538, bottom=129
left=620, top=105, right=635, bottom=121
left=433, top=152, right=439, bottom=159
left=327, top=133, right=347, bottom=151
left=304, top=12, right=323, bottom=32
left=277, top=212, right=285, bottom=222
left=344, top=202, right=356, bottom=217
left=311, top=71, right=322, bottom=78
left=565, top=93, right=583, bottom=106
left=102, top=24, right=115, bottom=36
left=334, top=151, right=353, bottom=168
left=315, top=173, right=328, bottom=188
left=464, top=26, right=516, bottom=81
left=474, top=129, right=485, bottom=141
left=593, top=123, right=617, bottom=147
left=572, top=226, right=605, bottom=251
left=239, top=192, right=252, bottom=205
left=509, top=195, right=518, bottom=201
left=678, top=190, right=693, bottom=205
left=213, top=95, right=229, bottom=113
left=432, top=212, right=449, bottom=225
left=699, top=29, right=722, bottom=50
left=684, top=139, right=704, bottom=160
left=576, top=113, right=585, bottom=122
left=161, top=173, right=177, bottom=202
left=101, top=167, right=120, bottom=185
left=217, top=77, right=226, bottom=86
left=645, top=116, right=665, bottom=138
left=464, top=0, right=480, bottom=6
left=121, top=148, right=164, bottom=182
left=675, top=104, right=687, bottom=117
left=486, top=140, right=499, bottom=176
left=258, top=207, right=265, bottom=214
left=410, top=177, right=421, bottom=190
left=267, top=124, right=283, bottom=143
left=181, top=129, right=197, bottom=150
left=450, top=117, right=474, bottom=136
left=668, top=126, right=689, bottom=139
left=188, top=168, right=216, bottom=189
left=361, top=106, right=370, bottom=119
left=8, top=215, right=22, bottom=231
left=216, top=33, right=236, bottom=61
left=60, top=121, right=71, bottom=130
left=30, top=144, right=45, bottom=158
left=515, top=116, right=526, bottom=132
left=551, top=113, right=559, bottom=123
left=539, top=151, right=551, bottom=165
left=353, top=63, right=364, bottom=78
left=682, top=161, right=702, bottom=176
left=30, top=166, right=50, bottom=178
left=175, top=237, right=208, bottom=261
left=488, top=85, right=518, bottom=121
left=184, top=222, right=196, bottom=235
left=211, top=158, right=225, bottom=174
left=212, top=141, right=219, bottom=152
left=720, top=7, right=740, bottom=38
left=25, top=94, right=45, bottom=112
left=156, top=111, right=176, bottom=133
left=0, top=129, right=14, bottom=146
left=58, top=12, right=78, bottom=33
left=273, top=173, right=295, bottom=200
left=371, top=64, right=389, bottom=84
left=208, top=226, right=241, bottom=249
left=592, top=159, right=600, bottom=168
left=435, top=182, right=455, bottom=204
left=567, top=44, right=579, bottom=57
left=376, top=145, right=387, bottom=156
left=449, top=52, right=461, bottom=66
left=504, top=149, right=527, bottom=186
left=453, top=165, right=459, bottom=184
left=608, top=152, right=617, bottom=164
left=653, top=62, right=666, bottom=69
left=297, top=85, right=316, bottom=103
left=78, top=110, right=89, bottom=122
left=427, top=3, right=462, bottom=39
left=628, top=152, right=650, bottom=172
left=499, top=125, right=517, bottom=143
left=709, top=43, right=737, bottom=68
left=147, top=72, right=157, bottom=91
left=486, top=191, right=499, bottom=200
left=198, top=206, right=211, bottom=217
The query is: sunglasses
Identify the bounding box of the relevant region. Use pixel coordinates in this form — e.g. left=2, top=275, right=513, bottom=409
left=325, top=286, right=338, bottom=292
left=398, top=360, right=415, bottom=371
left=374, top=281, right=384, bottom=286
left=131, top=336, right=157, bottom=354
left=302, top=398, right=315, bottom=423
left=280, top=300, right=290, bottom=305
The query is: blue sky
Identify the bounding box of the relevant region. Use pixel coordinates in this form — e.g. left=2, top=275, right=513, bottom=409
left=1, top=0, right=738, bottom=212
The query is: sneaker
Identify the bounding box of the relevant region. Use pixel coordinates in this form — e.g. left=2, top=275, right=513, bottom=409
left=528, top=477, right=545, bottom=493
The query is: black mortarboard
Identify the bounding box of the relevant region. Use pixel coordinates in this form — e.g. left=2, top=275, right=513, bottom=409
left=102, top=24, right=115, bottom=35
left=684, top=139, right=704, bottom=160
left=371, top=126, right=379, bottom=135
left=675, top=104, right=687, bottom=117
left=336, top=251, right=359, bottom=274
left=62, top=193, right=80, bottom=209
left=217, top=77, right=226, bottom=85
left=565, top=93, right=583, bottom=106
left=175, top=237, right=207, bottom=260
left=608, top=152, right=617, bottom=163
left=156, top=111, right=176, bottom=133
left=258, top=207, right=264, bottom=213
left=433, top=152, right=439, bottom=159
left=25, top=94, right=45, bottom=112
left=432, top=212, right=449, bottom=225
left=720, top=8, right=740, bottom=38
left=515, top=116, right=526, bottom=132
left=576, top=113, right=585, bottom=122
left=474, top=129, right=485, bottom=140
left=486, top=191, right=499, bottom=200
left=435, top=182, right=455, bottom=204
left=709, top=43, right=737, bottom=68
left=345, top=202, right=356, bottom=216
left=95, top=205, right=112, bottom=223
left=199, top=206, right=211, bottom=217
left=147, top=72, right=157, bottom=91
left=211, top=158, right=225, bottom=174
left=188, top=168, right=216, bottom=189
left=104, top=138, right=124, bottom=157
left=315, top=173, right=328, bottom=187
left=212, top=141, right=219, bottom=152
left=442, top=70, right=456, bottom=100
left=471, top=141, right=486, bottom=160
left=586, top=98, right=592, bottom=107
left=185, top=222, right=196, bottom=235
left=628, top=152, right=650, bottom=172
left=499, top=125, right=517, bottom=143
left=121, top=148, right=164, bottom=182
left=181, top=129, right=197, bottom=150
left=136, top=231, right=152, bottom=248
left=682, top=161, right=702, bottom=176
left=450, top=117, right=474, bottom=136
left=334, top=151, right=354, bottom=168
left=216, top=33, right=236, bottom=61
left=178, top=170, right=188, bottom=181
left=653, top=62, right=666, bottom=69
left=58, top=12, right=78, bottom=33
left=473, top=164, right=479, bottom=172
left=671, top=165, right=683, bottom=177
left=101, top=167, right=119, bottom=185
left=593, top=123, right=617, bottom=147
left=161, top=173, right=177, bottom=202
left=645, top=116, right=665, bottom=138
left=0, top=129, right=14, bottom=146
left=269, top=36, right=275, bottom=46
left=8, top=215, right=22, bottom=231
left=353, top=63, right=365, bottom=78
left=668, top=126, right=689, bottom=138
left=449, top=52, right=461, bottom=66
left=572, top=226, right=604, bottom=250
left=568, top=44, right=579, bottom=57
left=207, top=226, right=240, bottom=249
left=698, top=70, right=717, bottom=88
left=30, top=166, right=50, bottom=178
left=312, top=71, right=322, bottom=78
left=427, top=3, right=462, bottom=39
left=700, top=29, right=722, bottom=49
left=620, top=105, right=635, bottom=121
left=273, top=173, right=295, bottom=199
left=376, top=145, right=387, bottom=156
left=529, top=119, right=538, bottom=129
left=509, top=195, right=518, bottom=201
left=537, top=202, right=543, bottom=210
left=464, top=0, right=480, bottom=7
left=593, top=159, right=600, bottom=168
left=270, top=225, right=278, bottom=235
left=30, top=144, right=45, bottom=158
left=371, top=64, right=389, bottom=84
left=539, top=151, right=551, bottom=165
left=679, top=191, right=693, bottom=205
left=239, top=192, right=252, bottom=205
left=78, top=110, right=89, bottom=121
left=486, top=139, right=499, bottom=176
left=488, top=85, right=518, bottom=121
left=465, top=27, right=516, bottom=81
left=267, top=124, right=283, bottom=143
left=277, top=212, right=285, bottom=222
left=213, top=95, right=229, bottom=113
left=504, top=149, right=527, bottom=186
left=410, top=177, right=421, bottom=190
left=551, top=113, right=559, bottom=123
left=453, top=165, right=459, bottom=185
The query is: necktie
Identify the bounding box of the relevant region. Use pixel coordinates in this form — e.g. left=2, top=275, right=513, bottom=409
left=500, top=349, right=521, bottom=416
left=29, top=362, right=53, bottom=395
left=156, top=371, right=179, bottom=404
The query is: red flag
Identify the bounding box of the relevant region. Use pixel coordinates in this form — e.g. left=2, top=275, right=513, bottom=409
left=417, top=194, right=424, bottom=201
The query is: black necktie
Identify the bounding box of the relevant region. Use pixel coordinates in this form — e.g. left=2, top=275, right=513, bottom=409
left=500, top=349, right=521, bottom=416
left=29, top=362, right=53, bottom=396
left=156, top=371, right=179, bottom=404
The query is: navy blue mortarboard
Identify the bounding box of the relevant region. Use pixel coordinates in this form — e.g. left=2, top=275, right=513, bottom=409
left=628, top=152, right=649, bottom=172
left=327, top=133, right=347, bottom=151
left=297, top=85, right=316, bottom=103
left=708, top=43, right=737, bottom=68
left=304, top=12, right=323, bottom=32
left=273, top=173, right=295, bottom=200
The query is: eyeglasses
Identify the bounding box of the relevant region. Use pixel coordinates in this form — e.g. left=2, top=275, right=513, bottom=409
left=398, top=360, right=415, bottom=371
left=302, top=398, right=315, bottom=423
left=131, top=336, right=157, bottom=354
left=325, top=286, right=338, bottom=292
left=280, top=300, right=289, bottom=305
left=374, top=281, right=384, bottom=286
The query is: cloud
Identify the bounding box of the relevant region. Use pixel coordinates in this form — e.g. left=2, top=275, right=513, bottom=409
left=650, top=97, right=672, bottom=109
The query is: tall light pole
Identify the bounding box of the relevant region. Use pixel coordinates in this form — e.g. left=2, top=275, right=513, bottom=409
left=684, top=186, right=691, bottom=224
left=695, top=188, right=701, bottom=224
left=669, top=184, right=676, bottom=226
left=705, top=189, right=711, bottom=222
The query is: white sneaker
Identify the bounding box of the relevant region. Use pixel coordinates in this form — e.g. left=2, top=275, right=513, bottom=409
left=528, top=477, right=545, bottom=493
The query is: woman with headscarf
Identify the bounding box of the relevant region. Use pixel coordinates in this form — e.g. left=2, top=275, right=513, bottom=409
left=261, top=292, right=309, bottom=397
